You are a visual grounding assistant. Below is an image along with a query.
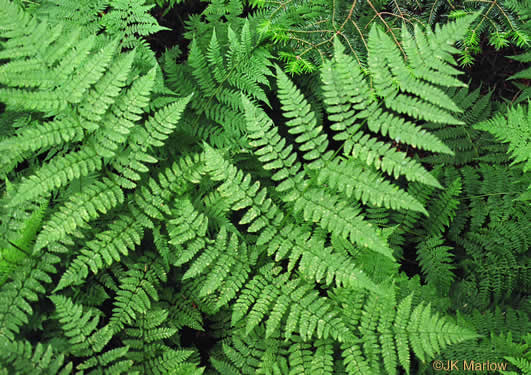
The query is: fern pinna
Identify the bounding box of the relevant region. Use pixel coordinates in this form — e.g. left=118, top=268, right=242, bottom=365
left=0, top=0, right=529, bottom=374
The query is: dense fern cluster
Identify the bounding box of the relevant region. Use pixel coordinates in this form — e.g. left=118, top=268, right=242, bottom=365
left=0, top=0, right=529, bottom=374
left=246, top=0, right=530, bottom=72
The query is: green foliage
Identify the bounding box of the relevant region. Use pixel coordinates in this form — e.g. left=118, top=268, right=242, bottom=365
left=474, top=101, right=531, bottom=171
left=36, top=0, right=168, bottom=48
left=162, top=17, right=274, bottom=148
left=0, top=0, right=529, bottom=374
left=0, top=200, right=48, bottom=286
left=507, top=50, right=531, bottom=103
left=252, top=0, right=530, bottom=72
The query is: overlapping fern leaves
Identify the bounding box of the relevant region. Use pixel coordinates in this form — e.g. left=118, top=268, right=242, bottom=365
left=36, top=0, right=167, bottom=49
left=0, top=0, right=528, bottom=374
left=251, top=0, right=529, bottom=72
left=196, top=16, right=482, bottom=373
left=0, top=1, right=199, bottom=372
left=162, top=17, right=274, bottom=149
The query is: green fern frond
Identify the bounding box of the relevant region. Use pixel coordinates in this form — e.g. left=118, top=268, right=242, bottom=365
left=109, top=255, right=167, bottom=332
left=474, top=102, right=531, bottom=171
left=340, top=291, right=477, bottom=374
left=241, top=97, right=394, bottom=259
left=232, top=263, right=354, bottom=342
left=417, top=236, right=455, bottom=295
left=0, top=338, right=73, bottom=375
left=50, top=295, right=108, bottom=356
left=276, top=66, right=332, bottom=168
left=0, top=252, right=60, bottom=340
left=211, top=325, right=289, bottom=375
left=319, top=35, right=457, bottom=205
left=181, top=226, right=252, bottom=304
left=163, top=18, right=273, bottom=149
left=0, top=0, right=527, bottom=373
left=55, top=212, right=144, bottom=291
left=422, top=87, right=493, bottom=166
left=9, top=149, right=103, bottom=207
left=423, top=177, right=462, bottom=237
left=161, top=290, right=204, bottom=332
left=288, top=337, right=334, bottom=375
left=122, top=306, right=203, bottom=374
left=91, top=68, right=156, bottom=159
left=0, top=200, right=48, bottom=286
left=317, top=158, right=427, bottom=214
left=35, top=178, right=123, bottom=250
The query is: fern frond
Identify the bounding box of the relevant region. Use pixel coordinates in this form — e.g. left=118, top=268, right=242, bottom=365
left=60, top=39, right=120, bottom=104
left=241, top=98, right=394, bottom=259
left=78, top=50, right=137, bottom=127
left=369, top=26, right=463, bottom=125
left=35, top=178, right=123, bottom=250
left=50, top=295, right=108, bottom=355
left=293, top=187, right=393, bottom=259
left=288, top=337, right=334, bottom=375
left=317, top=158, right=427, bottom=214
left=352, top=133, right=442, bottom=188
left=0, top=252, right=60, bottom=340
left=276, top=66, right=332, bottom=168
left=423, top=177, right=462, bottom=237
left=205, top=145, right=395, bottom=284
left=474, top=103, right=531, bottom=171
left=9, top=149, right=103, bottom=207
left=142, top=94, right=193, bottom=148
left=232, top=264, right=353, bottom=342
left=181, top=226, right=253, bottom=308
left=211, top=325, right=289, bottom=375
left=0, top=116, right=84, bottom=158
left=416, top=236, right=455, bottom=295
left=55, top=213, right=144, bottom=291
left=76, top=344, right=133, bottom=374
left=122, top=306, right=203, bottom=374
left=0, top=200, right=47, bottom=286
left=109, top=255, right=167, bottom=332
left=321, top=38, right=452, bottom=189
left=91, top=68, right=156, bottom=158
left=0, top=338, right=73, bottom=375
left=163, top=18, right=273, bottom=149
